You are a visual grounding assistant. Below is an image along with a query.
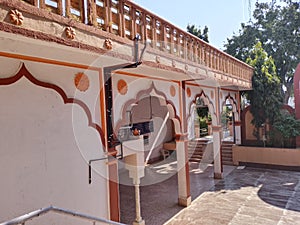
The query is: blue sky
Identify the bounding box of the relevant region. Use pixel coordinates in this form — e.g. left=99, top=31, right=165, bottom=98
left=133, top=0, right=266, bottom=50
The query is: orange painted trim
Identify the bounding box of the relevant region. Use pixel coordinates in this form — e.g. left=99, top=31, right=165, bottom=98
left=99, top=69, right=108, bottom=151
left=0, top=63, right=106, bottom=146
left=185, top=82, right=219, bottom=91
left=216, top=87, right=220, bottom=123
left=114, top=70, right=181, bottom=85
left=175, top=133, right=188, bottom=142
left=212, top=125, right=222, bottom=132
left=235, top=121, right=242, bottom=126
left=179, top=81, right=184, bottom=132
left=220, top=87, right=239, bottom=93
left=0, top=51, right=101, bottom=71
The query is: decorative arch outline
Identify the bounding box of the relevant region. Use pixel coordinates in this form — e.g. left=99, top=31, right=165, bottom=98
left=0, top=63, right=105, bottom=147
left=222, top=93, right=239, bottom=121
left=115, top=81, right=181, bottom=134
left=188, top=89, right=218, bottom=126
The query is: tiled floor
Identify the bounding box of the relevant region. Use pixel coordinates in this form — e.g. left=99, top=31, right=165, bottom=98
left=119, top=155, right=300, bottom=225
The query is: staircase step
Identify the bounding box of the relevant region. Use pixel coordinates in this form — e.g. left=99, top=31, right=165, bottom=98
left=189, top=158, right=202, bottom=163
left=221, top=142, right=234, bottom=165
left=188, top=139, right=209, bottom=163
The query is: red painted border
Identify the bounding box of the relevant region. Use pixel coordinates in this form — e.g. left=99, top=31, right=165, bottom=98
left=0, top=63, right=105, bottom=146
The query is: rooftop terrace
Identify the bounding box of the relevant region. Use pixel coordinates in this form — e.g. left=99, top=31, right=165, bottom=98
left=1, top=0, right=253, bottom=88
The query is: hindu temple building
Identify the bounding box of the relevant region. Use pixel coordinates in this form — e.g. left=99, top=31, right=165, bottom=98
left=0, top=0, right=253, bottom=224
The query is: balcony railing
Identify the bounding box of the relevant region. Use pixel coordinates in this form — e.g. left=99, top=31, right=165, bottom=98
left=19, top=0, right=253, bottom=82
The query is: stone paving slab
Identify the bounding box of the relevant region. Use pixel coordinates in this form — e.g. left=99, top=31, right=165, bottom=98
left=164, top=167, right=300, bottom=225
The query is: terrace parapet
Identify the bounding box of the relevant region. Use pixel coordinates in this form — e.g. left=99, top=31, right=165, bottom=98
left=0, top=0, right=253, bottom=88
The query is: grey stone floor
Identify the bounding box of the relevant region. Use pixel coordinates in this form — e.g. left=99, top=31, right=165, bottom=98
left=165, top=166, right=300, bottom=225
left=119, top=156, right=300, bottom=225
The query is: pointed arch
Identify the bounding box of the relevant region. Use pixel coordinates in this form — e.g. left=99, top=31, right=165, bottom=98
left=222, top=93, right=239, bottom=121
left=188, top=90, right=217, bottom=126
left=0, top=63, right=105, bottom=147
left=114, top=81, right=181, bottom=135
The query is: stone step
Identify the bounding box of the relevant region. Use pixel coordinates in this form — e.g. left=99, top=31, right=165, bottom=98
left=223, top=161, right=234, bottom=166
left=221, top=142, right=234, bottom=165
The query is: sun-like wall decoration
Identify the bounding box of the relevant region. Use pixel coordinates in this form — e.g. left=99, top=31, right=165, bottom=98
left=10, top=9, right=24, bottom=26
left=170, top=85, right=176, bottom=97
left=117, top=79, right=128, bottom=95
left=65, top=27, right=76, bottom=39
left=74, top=72, right=90, bottom=92
left=186, top=87, right=191, bottom=98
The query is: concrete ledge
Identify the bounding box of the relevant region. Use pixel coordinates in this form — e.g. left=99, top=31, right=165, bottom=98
left=233, top=145, right=300, bottom=167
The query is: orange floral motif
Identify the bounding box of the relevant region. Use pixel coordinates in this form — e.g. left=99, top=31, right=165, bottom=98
left=10, top=9, right=24, bottom=26
left=132, top=128, right=140, bottom=136
left=65, top=27, right=76, bottom=39
left=186, top=87, right=191, bottom=97
left=103, top=39, right=113, bottom=50
left=74, top=72, right=89, bottom=92
left=170, top=85, right=176, bottom=97
left=117, top=79, right=127, bottom=95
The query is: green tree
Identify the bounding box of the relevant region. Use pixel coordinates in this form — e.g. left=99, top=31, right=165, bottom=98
left=224, top=0, right=300, bottom=104
left=272, top=110, right=300, bottom=147
left=187, top=24, right=209, bottom=42
left=247, top=42, right=283, bottom=140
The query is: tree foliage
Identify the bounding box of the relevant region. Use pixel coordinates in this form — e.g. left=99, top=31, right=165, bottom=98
left=247, top=42, right=283, bottom=139
left=272, top=110, right=300, bottom=147
left=224, top=0, right=300, bottom=103
left=187, top=24, right=209, bottom=42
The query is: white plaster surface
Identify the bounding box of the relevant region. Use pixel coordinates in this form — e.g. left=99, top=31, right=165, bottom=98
left=0, top=78, right=108, bottom=224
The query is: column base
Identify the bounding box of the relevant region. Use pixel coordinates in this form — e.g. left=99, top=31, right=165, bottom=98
left=178, top=196, right=191, bottom=207
left=214, top=172, right=223, bottom=179
left=133, top=220, right=145, bottom=225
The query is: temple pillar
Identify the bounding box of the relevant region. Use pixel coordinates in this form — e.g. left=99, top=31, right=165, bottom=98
left=176, top=133, right=191, bottom=207
left=124, top=152, right=145, bottom=225
left=212, top=125, right=223, bottom=179
left=234, top=120, right=242, bottom=145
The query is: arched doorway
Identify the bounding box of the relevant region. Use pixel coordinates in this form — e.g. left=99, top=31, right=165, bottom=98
left=188, top=91, right=217, bottom=141
left=221, top=96, right=239, bottom=142
left=116, top=86, right=184, bottom=224
left=193, top=97, right=212, bottom=139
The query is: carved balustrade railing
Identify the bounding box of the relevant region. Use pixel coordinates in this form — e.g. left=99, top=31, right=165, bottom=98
left=20, top=0, right=253, bottom=82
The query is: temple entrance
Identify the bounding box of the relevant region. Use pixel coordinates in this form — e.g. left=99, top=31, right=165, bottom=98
left=118, top=94, right=181, bottom=224
left=193, top=97, right=212, bottom=139
left=221, top=99, right=234, bottom=142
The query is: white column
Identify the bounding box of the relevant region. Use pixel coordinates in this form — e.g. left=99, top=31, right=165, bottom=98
left=133, top=180, right=144, bottom=225
left=124, top=152, right=145, bottom=225
left=235, top=121, right=242, bottom=145
left=212, top=125, right=223, bottom=179
left=176, top=133, right=191, bottom=207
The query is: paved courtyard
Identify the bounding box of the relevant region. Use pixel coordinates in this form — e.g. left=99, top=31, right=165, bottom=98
left=165, top=166, right=300, bottom=225
left=119, top=155, right=300, bottom=225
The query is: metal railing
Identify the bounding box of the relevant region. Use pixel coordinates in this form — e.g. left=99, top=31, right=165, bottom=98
left=15, top=0, right=253, bottom=83
left=0, top=206, right=126, bottom=225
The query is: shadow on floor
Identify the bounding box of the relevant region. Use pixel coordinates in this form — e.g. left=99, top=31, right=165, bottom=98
left=119, top=154, right=235, bottom=225
left=210, top=166, right=300, bottom=212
